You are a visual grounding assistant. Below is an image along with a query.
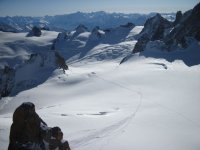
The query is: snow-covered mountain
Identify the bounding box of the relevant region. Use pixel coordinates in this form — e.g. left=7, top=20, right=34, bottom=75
left=0, top=11, right=175, bottom=32
left=120, top=2, right=200, bottom=66
left=0, top=3, right=200, bottom=150
left=0, top=22, right=142, bottom=99
left=52, top=22, right=140, bottom=62
left=0, top=30, right=69, bottom=98
left=0, top=31, right=200, bottom=150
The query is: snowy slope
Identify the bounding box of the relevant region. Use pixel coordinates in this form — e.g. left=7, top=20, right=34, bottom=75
left=0, top=21, right=200, bottom=150
left=0, top=30, right=58, bottom=69
left=0, top=30, right=60, bottom=98
left=54, top=25, right=143, bottom=63
left=0, top=54, right=200, bottom=150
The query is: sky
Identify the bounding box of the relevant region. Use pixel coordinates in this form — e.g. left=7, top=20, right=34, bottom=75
left=0, top=0, right=199, bottom=17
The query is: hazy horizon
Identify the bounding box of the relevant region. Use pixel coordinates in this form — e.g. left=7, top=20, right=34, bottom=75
left=0, top=10, right=177, bottom=18
left=0, top=0, right=199, bottom=17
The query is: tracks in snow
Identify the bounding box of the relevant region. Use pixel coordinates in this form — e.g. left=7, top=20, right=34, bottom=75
left=71, top=71, right=143, bottom=149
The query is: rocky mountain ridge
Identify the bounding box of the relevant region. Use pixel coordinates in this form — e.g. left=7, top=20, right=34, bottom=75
left=132, top=2, right=200, bottom=53
left=52, top=22, right=137, bottom=61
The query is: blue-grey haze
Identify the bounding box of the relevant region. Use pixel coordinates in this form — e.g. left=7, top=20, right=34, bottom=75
left=0, top=0, right=199, bottom=16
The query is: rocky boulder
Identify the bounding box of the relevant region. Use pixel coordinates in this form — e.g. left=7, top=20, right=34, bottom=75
left=8, top=102, right=71, bottom=150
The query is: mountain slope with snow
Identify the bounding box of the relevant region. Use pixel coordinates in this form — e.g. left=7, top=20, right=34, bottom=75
left=0, top=54, right=200, bottom=150
left=0, top=26, right=200, bottom=150
left=53, top=24, right=143, bottom=63
left=0, top=6, right=199, bottom=150
left=130, top=3, right=200, bottom=57
left=0, top=30, right=66, bottom=98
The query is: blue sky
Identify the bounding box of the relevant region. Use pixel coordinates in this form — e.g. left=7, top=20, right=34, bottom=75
left=0, top=0, right=199, bottom=16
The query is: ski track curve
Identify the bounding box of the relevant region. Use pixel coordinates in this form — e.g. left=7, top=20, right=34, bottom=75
left=70, top=70, right=143, bottom=150
left=69, top=63, right=200, bottom=150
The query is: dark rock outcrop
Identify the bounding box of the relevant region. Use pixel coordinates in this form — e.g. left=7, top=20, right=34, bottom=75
left=27, top=26, right=42, bottom=37
left=8, top=102, right=71, bottom=150
left=132, top=2, right=200, bottom=53
left=0, top=66, right=15, bottom=98
left=133, top=14, right=172, bottom=52
left=0, top=51, right=68, bottom=99
left=164, top=2, right=200, bottom=48
left=173, top=11, right=182, bottom=26
left=75, top=24, right=88, bottom=32
left=133, top=34, right=150, bottom=53
left=120, top=22, right=135, bottom=28
left=88, top=26, right=104, bottom=41
left=72, top=24, right=88, bottom=37
left=139, top=14, right=172, bottom=41
left=55, top=52, right=68, bottom=72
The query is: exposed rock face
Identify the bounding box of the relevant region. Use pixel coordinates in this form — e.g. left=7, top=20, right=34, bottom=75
left=48, top=127, right=71, bottom=150
left=133, top=34, right=150, bottom=53
left=133, top=14, right=171, bottom=52
left=88, top=26, right=104, bottom=42
left=0, top=50, right=68, bottom=99
left=120, top=22, right=135, bottom=28
left=55, top=52, right=68, bottom=72
left=75, top=24, right=88, bottom=33
left=0, top=66, right=15, bottom=98
left=27, top=26, right=42, bottom=37
left=139, top=14, right=172, bottom=41
left=8, top=102, right=71, bottom=150
left=10, top=52, right=55, bottom=96
left=164, top=2, right=200, bottom=48
left=72, top=24, right=88, bottom=38
left=132, top=2, right=200, bottom=53
left=8, top=102, right=47, bottom=149
left=173, top=11, right=182, bottom=26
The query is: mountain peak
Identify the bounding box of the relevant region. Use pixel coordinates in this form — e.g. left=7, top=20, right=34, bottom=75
left=75, top=24, right=88, bottom=33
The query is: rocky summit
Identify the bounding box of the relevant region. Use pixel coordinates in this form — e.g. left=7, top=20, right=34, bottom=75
left=133, top=2, right=200, bottom=52
left=8, top=102, right=71, bottom=150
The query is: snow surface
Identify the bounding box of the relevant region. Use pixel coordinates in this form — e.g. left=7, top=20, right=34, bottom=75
left=0, top=27, right=200, bottom=150
left=54, top=25, right=143, bottom=64
left=0, top=30, right=58, bottom=69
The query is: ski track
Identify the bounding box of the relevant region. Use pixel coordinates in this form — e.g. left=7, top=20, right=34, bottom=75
left=69, top=69, right=143, bottom=149
left=69, top=62, right=200, bottom=149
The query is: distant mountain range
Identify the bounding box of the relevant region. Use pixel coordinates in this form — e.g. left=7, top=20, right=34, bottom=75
left=0, top=11, right=175, bottom=32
